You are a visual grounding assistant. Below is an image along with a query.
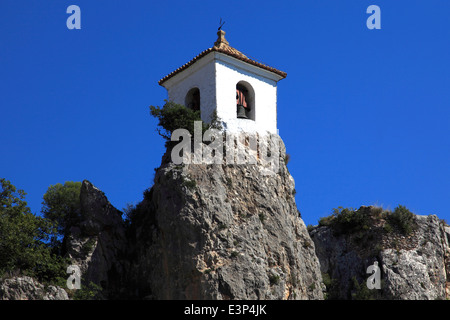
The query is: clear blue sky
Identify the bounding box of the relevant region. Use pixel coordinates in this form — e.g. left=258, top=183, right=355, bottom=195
left=1, top=1, right=449, bottom=226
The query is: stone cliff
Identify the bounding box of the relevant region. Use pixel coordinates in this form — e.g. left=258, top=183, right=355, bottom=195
left=64, top=180, right=128, bottom=298
left=0, top=276, right=68, bottom=300
left=2, top=135, right=449, bottom=300
left=125, top=133, right=324, bottom=299
left=310, top=206, right=450, bottom=300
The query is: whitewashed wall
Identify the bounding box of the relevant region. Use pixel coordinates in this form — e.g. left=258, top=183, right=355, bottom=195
left=161, top=51, right=281, bottom=134
left=163, top=53, right=217, bottom=123
left=214, top=53, right=279, bottom=134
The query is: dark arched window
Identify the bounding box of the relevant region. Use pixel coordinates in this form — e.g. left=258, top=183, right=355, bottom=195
left=185, top=87, right=200, bottom=111
left=236, top=82, right=254, bottom=120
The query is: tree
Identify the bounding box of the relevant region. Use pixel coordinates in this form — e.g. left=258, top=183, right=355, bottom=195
left=150, top=100, right=207, bottom=141
left=41, top=181, right=82, bottom=237
left=0, top=178, right=67, bottom=283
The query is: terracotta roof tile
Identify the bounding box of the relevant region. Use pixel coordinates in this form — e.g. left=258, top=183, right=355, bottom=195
left=158, top=30, right=287, bottom=86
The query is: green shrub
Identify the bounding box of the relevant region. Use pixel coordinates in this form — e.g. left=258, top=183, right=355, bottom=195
left=318, top=215, right=334, bottom=227
left=259, top=213, right=266, bottom=223
left=321, top=273, right=340, bottom=300
left=72, top=281, right=103, bottom=300
left=319, top=205, right=416, bottom=237
left=142, top=188, right=153, bottom=200
left=269, top=274, right=280, bottom=285
left=0, top=178, right=68, bottom=284
left=387, top=205, right=416, bottom=235
left=383, top=222, right=393, bottom=233
left=218, top=223, right=227, bottom=231
left=41, top=181, right=82, bottom=247
left=182, top=178, right=196, bottom=190
left=81, top=238, right=97, bottom=255
left=320, top=207, right=370, bottom=234
left=335, top=207, right=368, bottom=232
left=149, top=101, right=207, bottom=141
left=351, top=276, right=383, bottom=300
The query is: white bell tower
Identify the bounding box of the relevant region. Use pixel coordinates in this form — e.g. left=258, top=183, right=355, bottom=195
left=158, top=30, right=286, bottom=135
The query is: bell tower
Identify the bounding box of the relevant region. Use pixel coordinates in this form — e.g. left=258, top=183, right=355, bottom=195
left=158, top=30, right=286, bottom=134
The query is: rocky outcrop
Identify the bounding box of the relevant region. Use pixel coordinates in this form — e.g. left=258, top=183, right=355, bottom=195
left=0, top=276, right=68, bottom=300
left=4, top=149, right=449, bottom=300
left=127, top=133, right=324, bottom=299
left=310, top=206, right=450, bottom=300
left=0, top=181, right=128, bottom=300
left=381, top=215, right=449, bottom=299
left=64, top=180, right=128, bottom=298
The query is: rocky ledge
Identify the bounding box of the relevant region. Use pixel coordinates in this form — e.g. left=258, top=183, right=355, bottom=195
left=0, top=276, right=68, bottom=300
left=310, top=206, right=450, bottom=300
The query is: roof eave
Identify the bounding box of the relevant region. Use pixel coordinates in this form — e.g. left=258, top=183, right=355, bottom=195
left=158, top=47, right=287, bottom=87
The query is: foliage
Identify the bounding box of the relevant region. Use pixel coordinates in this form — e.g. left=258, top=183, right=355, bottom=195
left=41, top=181, right=82, bottom=238
left=72, top=281, right=103, bottom=300
left=269, top=274, right=280, bottom=285
left=318, top=215, right=334, bottom=227
left=351, top=276, right=383, bottom=300
left=318, top=207, right=370, bottom=235
left=149, top=100, right=208, bottom=141
left=0, top=178, right=68, bottom=284
left=182, top=177, right=196, bottom=190
left=259, top=213, right=266, bottom=223
left=149, top=101, right=223, bottom=147
left=387, top=205, right=416, bottom=235
left=81, top=238, right=97, bottom=255
left=122, top=203, right=136, bottom=228
left=383, top=222, right=394, bottom=233
left=321, top=273, right=340, bottom=300
left=208, top=110, right=223, bottom=131
left=143, top=187, right=153, bottom=200
left=318, top=205, right=416, bottom=237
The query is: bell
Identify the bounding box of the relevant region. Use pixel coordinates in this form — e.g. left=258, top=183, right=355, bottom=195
left=237, top=104, right=248, bottom=119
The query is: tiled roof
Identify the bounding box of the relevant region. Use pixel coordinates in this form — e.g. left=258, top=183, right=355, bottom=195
left=158, top=30, right=287, bottom=86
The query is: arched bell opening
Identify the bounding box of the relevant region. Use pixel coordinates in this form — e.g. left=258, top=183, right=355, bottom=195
left=236, top=81, right=255, bottom=121
left=185, top=87, right=200, bottom=112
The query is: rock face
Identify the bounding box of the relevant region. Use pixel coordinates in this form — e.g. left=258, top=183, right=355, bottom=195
left=127, top=133, right=324, bottom=299
left=0, top=181, right=128, bottom=300
left=64, top=180, right=128, bottom=298
left=4, top=143, right=450, bottom=300
left=310, top=206, right=450, bottom=300
left=381, top=215, right=449, bottom=299
left=0, top=276, right=68, bottom=300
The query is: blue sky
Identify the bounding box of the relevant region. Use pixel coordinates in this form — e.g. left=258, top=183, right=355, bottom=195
left=1, top=1, right=449, bottom=226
